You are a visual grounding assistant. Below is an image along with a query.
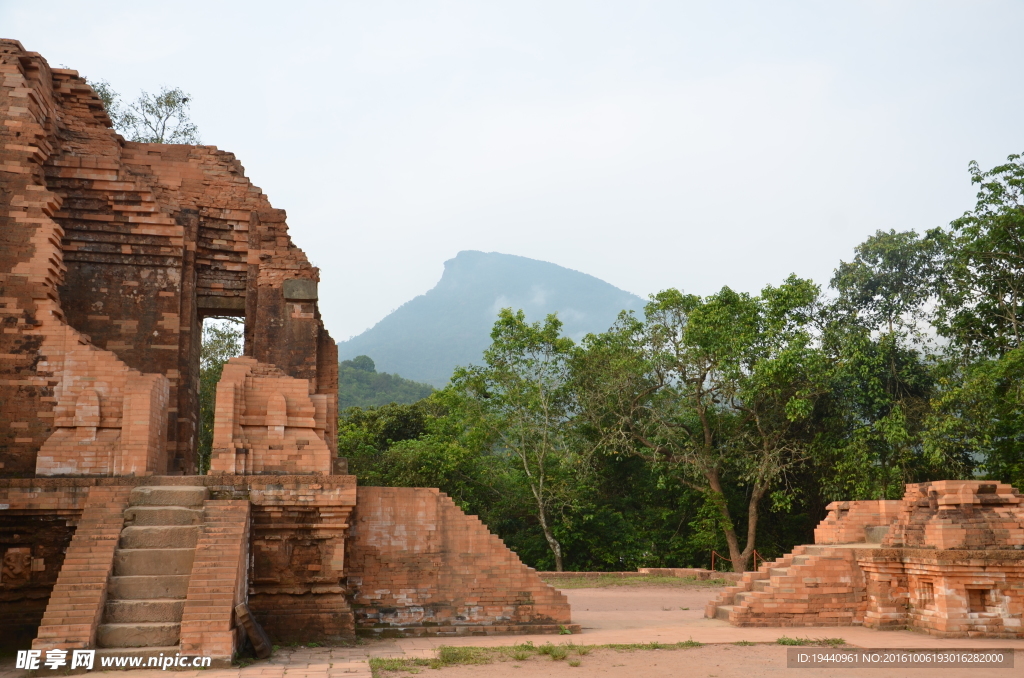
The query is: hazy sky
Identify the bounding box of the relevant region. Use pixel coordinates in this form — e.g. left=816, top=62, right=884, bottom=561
left=3, top=1, right=1022, bottom=341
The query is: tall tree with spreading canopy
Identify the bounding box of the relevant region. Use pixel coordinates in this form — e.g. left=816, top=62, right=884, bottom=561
left=454, top=309, right=584, bottom=571
left=820, top=229, right=947, bottom=500
left=575, top=277, right=826, bottom=571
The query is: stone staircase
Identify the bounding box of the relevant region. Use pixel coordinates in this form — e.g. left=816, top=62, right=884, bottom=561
left=96, top=486, right=208, bottom=655
left=704, top=545, right=867, bottom=627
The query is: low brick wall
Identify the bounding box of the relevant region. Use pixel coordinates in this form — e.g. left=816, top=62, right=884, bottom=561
left=179, top=500, right=250, bottom=660
left=31, top=486, right=131, bottom=650
left=346, top=487, right=575, bottom=637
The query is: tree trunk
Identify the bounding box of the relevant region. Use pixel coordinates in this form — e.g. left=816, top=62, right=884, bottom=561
left=537, top=506, right=564, bottom=571
left=706, top=470, right=746, bottom=572
left=739, top=483, right=767, bottom=572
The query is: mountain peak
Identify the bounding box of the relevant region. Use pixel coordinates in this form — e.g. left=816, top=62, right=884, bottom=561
left=338, top=251, right=645, bottom=387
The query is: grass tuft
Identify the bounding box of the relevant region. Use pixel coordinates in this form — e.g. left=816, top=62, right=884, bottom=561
left=371, top=638, right=712, bottom=676
left=812, top=638, right=846, bottom=647
left=434, top=646, right=489, bottom=666
left=369, top=657, right=431, bottom=675
left=733, top=640, right=756, bottom=646
left=776, top=636, right=846, bottom=647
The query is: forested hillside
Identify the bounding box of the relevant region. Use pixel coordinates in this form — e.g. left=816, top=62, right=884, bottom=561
left=338, top=355, right=433, bottom=408
left=336, top=250, right=645, bottom=386
left=339, top=153, right=1024, bottom=572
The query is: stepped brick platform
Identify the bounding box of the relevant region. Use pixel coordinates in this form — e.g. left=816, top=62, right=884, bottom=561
left=706, top=480, right=1024, bottom=638
left=0, top=38, right=577, bottom=662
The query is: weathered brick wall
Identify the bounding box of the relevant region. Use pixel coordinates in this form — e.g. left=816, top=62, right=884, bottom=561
left=884, top=480, right=1024, bottom=550
left=0, top=515, right=78, bottom=648
left=814, top=499, right=903, bottom=544
left=32, top=486, right=131, bottom=650
left=0, top=483, right=100, bottom=648
left=1, top=41, right=72, bottom=475
left=862, top=550, right=1024, bottom=636
left=179, top=500, right=250, bottom=660
left=345, top=487, right=573, bottom=636
left=210, top=357, right=333, bottom=475
left=247, top=476, right=356, bottom=642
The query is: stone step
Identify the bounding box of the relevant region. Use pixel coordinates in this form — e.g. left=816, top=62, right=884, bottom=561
left=97, top=622, right=181, bottom=648
left=769, top=567, right=789, bottom=577
left=792, top=555, right=810, bottom=565
left=129, top=486, right=208, bottom=508
left=714, top=605, right=734, bottom=621
left=734, top=591, right=753, bottom=605
left=113, top=548, right=195, bottom=576
left=120, top=525, right=199, bottom=549
left=124, top=506, right=203, bottom=526
left=108, top=575, right=190, bottom=600
left=753, top=579, right=771, bottom=592
left=105, top=599, right=185, bottom=624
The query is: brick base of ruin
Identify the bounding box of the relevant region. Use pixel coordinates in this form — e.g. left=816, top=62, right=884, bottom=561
left=0, top=476, right=575, bottom=658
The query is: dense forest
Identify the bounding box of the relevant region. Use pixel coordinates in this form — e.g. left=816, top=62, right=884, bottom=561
left=338, top=154, right=1024, bottom=572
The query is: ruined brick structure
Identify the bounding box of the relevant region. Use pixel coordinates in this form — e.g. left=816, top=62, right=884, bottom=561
left=0, top=40, right=575, bottom=661
left=707, top=480, right=1024, bottom=638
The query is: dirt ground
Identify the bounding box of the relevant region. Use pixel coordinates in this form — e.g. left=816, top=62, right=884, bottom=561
left=389, top=645, right=1022, bottom=678
left=567, top=585, right=726, bottom=632
left=2, top=584, right=1021, bottom=678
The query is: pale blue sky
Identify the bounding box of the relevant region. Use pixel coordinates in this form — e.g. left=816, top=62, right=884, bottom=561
left=3, top=1, right=1022, bottom=340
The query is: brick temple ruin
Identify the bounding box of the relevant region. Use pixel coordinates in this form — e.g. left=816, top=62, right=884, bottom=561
left=707, top=480, right=1024, bottom=637
left=0, top=39, right=575, bottom=662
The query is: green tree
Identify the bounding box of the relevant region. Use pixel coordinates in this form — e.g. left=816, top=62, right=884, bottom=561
left=576, top=277, right=825, bottom=571
left=454, top=309, right=585, bottom=571
left=344, top=355, right=377, bottom=372
left=88, top=79, right=200, bottom=144
left=338, top=392, right=516, bottom=524
left=197, top=320, right=242, bottom=473
left=933, top=153, right=1024, bottom=357
left=925, top=153, right=1024, bottom=487
left=820, top=229, right=947, bottom=500
left=831, top=229, right=937, bottom=336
